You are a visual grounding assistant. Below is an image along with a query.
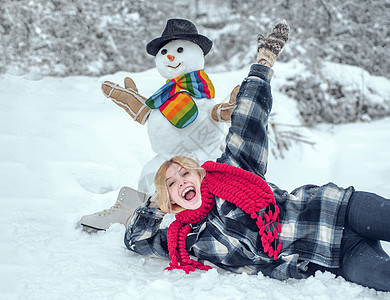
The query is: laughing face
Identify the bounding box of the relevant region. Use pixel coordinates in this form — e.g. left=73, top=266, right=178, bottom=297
left=165, top=162, right=202, bottom=210
left=155, top=39, right=205, bottom=79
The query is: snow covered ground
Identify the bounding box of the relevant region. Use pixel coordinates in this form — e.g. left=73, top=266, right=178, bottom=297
left=1, top=62, right=390, bottom=299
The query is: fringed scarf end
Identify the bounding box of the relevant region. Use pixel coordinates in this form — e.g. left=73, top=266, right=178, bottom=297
left=165, top=261, right=212, bottom=273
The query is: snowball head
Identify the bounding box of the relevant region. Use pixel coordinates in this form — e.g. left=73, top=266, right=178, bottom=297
left=155, top=39, right=205, bottom=79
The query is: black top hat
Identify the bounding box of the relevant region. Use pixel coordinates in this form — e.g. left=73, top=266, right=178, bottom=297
left=146, top=19, right=212, bottom=56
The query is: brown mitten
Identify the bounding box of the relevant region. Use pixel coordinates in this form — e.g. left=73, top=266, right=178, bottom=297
left=102, top=77, right=151, bottom=125
left=211, top=85, right=240, bottom=122
left=257, top=20, right=289, bottom=68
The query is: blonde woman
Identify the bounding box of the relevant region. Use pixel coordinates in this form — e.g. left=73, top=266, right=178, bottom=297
left=124, top=22, right=390, bottom=292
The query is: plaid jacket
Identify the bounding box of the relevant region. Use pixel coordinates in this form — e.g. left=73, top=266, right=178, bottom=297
left=124, top=64, right=354, bottom=280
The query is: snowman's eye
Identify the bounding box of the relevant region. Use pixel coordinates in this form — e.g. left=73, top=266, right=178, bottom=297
left=161, top=49, right=167, bottom=55
left=177, top=47, right=183, bottom=53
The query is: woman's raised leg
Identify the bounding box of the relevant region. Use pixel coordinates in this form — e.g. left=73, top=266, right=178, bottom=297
left=339, top=232, right=390, bottom=292
left=345, top=191, right=390, bottom=241
left=339, top=191, right=390, bottom=291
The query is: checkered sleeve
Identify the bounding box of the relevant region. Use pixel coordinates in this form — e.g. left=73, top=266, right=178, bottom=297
left=217, top=64, right=274, bottom=178
left=124, top=201, right=169, bottom=259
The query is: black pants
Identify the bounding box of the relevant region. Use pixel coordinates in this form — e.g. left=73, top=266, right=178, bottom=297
left=338, top=191, right=390, bottom=292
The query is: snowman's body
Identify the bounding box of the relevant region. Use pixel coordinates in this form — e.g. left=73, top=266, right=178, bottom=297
left=139, top=99, right=225, bottom=194
left=137, top=39, right=226, bottom=195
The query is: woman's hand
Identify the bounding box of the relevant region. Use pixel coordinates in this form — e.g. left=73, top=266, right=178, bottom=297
left=148, top=197, right=161, bottom=209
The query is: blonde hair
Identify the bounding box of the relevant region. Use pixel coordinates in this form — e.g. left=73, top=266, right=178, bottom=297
left=154, top=156, right=206, bottom=213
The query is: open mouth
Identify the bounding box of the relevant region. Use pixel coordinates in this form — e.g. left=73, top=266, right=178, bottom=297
left=181, top=186, right=196, bottom=201
left=168, top=63, right=181, bottom=69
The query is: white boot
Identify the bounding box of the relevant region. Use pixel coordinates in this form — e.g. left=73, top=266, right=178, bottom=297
left=79, top=186, right=147, bottom=231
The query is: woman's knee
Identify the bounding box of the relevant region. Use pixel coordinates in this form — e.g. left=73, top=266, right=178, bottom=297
left=346, top=191, right=390, bottom=241
left=339, top=239, right=390, bottom=292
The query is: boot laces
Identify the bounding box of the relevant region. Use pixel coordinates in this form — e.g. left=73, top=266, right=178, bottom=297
left=96, top=200, right=123, bottom=216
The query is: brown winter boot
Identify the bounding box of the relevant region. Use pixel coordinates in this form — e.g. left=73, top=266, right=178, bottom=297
left=211, top=85, right=240, bottom=122
left=102, top=77, right=151, bottom=125
left=257, top=20, right=290, bottom=67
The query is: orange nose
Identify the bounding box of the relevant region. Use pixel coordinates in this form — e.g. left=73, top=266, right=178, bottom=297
left=167, top=55, right=175, bottom=61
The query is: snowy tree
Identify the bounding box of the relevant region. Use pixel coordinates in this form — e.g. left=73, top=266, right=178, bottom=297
left=1, top=0, right=389, bottom=77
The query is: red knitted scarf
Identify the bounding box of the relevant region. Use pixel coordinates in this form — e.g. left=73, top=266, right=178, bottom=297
left=165, top=161, right=282, bottom=273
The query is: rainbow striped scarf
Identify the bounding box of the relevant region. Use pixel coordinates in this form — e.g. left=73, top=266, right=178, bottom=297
left=146, top=70, right=215, bottom=128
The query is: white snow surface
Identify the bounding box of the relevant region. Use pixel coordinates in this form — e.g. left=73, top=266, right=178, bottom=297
left=1, top=61, right=390, bottom=300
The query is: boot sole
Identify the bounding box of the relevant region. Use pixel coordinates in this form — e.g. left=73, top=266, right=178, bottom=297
left=80, top=223, right=106, bottom=232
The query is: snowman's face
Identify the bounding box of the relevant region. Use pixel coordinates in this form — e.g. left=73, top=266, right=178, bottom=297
left=155, top=39, right=205, bottom=79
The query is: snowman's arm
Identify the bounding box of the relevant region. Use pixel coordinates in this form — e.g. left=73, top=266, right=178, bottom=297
left=102, top=77, right=151, bottom=125
left=210, top=85, right=240, bottom=122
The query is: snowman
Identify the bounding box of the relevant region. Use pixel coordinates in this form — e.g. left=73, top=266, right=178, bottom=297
left=80, top=19, right=237, bottom=230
